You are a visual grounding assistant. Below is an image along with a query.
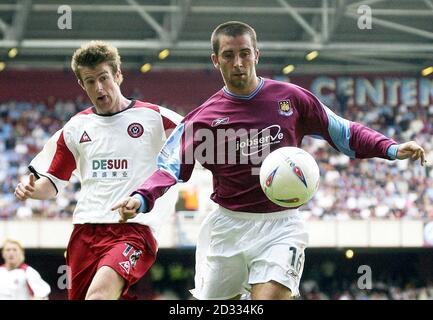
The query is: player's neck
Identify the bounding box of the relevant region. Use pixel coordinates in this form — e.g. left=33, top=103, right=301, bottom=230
left=226, top=76, right=260, bottom=96
left=5, top=262, right=20, bottom=270
left=94, top=95, right=132, bottom=115
left=118, top=95, right=132, bottom=111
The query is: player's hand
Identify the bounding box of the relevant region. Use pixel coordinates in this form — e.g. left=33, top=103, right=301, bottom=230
left=396, top=141, right=427, bottom=166
left=111, top=197, right=141, bottom=223
left=14, top=173, right=36, bottom=201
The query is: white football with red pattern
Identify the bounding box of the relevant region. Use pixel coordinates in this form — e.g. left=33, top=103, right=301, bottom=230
left=260, top=147, right=320, bottom=208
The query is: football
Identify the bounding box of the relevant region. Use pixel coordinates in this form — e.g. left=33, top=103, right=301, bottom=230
left=259, top=146, right=320, bottom=208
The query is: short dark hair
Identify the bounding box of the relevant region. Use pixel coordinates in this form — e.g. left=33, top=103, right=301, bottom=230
left=211, top=21, right=257, bottom=56
left=71, top=40, right=123, bottom=85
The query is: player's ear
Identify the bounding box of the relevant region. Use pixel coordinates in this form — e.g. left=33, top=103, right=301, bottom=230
left=114, top=69, right=122, bottom=85
left=211, top=53, right=220, bottom=69
left=78, top=79, right=85, bottom=91
left=255, top=48, right=260, bottom=65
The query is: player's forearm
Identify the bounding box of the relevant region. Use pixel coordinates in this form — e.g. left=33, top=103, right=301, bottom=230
left=31, top=177, right=57, bottom=200
left=349, top=122, right=397, bottom=159
left=132, top=169, right=177, bottom=212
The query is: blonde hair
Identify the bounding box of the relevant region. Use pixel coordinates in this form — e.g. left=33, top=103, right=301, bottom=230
left=2, top=238, right=24, bottom=251
left=71, top=40, right=123, bottom=85
left=1, top=238, right=25, bottom=262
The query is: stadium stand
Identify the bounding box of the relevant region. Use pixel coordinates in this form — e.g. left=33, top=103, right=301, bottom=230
left=1, top=70, right=432, bottom=300
left=2, top=93, right=432, bottom=221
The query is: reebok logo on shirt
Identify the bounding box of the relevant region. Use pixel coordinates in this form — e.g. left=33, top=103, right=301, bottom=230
left=212, top=117, right=230, bottom=127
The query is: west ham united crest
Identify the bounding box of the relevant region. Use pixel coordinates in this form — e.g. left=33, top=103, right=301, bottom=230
left=278, top=100, right=293, bottom=117
left=127, top=123, right=144, bottom=138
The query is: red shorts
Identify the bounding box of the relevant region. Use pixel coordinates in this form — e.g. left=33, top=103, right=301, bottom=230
left=66, top=223, right=157, bottom=300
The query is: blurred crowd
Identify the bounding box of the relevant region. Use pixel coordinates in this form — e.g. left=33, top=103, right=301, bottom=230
left=1, top=96, right=433, bottom=220
left=303, top=101, right=433, bottom=220
left=140, top=261, right=433, bottom=300
left=150, top=281, right=433, bottom=300
left=301, top=279, right=433, bottom=300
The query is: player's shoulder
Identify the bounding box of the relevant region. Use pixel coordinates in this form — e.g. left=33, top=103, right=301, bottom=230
left=264, top=78, right=311, bottom=95
left=133, top=100, right=180, bottom=116
left=200, top=89, right=225, bottom=109
left=265, top=78, right=318, bottom=105
left=49, top=106, right=95, bottom=140
left=23, top=265, right=40, bottom=275
left=133, top=100, right=161, bottom=113
left=183, top=90, right=225, bottom=122
left=69, top=106, right=95, bottom=120
left=19, top=263, right=30, bottom=271
left=132, top=100, right=183, bottom=124
left=64, top=106, right=95, bottom=127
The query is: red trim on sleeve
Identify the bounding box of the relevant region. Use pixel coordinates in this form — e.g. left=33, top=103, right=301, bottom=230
left=134, top=101, right=160, bottom=113
left=47, top=131, right=77, bottom=181
left=19, top=264, right=35, bottom=297
left=19, top=263, right=29, bottom=271
left=134, top=101, right=177, bottom=133
left=134, top=100, right=178, bottom=136
left=76, top=107, right=94, bottom=115
left=161, top=115, right=177, bottom=131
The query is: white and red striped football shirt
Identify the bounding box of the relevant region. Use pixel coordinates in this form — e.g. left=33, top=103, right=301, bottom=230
left=0, top=264, right=51, bottom=300
left=29, top=100, right=183, bottom=237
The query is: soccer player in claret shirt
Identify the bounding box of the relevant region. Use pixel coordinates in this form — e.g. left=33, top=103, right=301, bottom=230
left=14, top=41, right=183, bottom=300
left=112, top=21, right=427, bottom=300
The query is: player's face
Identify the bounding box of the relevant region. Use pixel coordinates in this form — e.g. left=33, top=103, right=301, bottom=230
left=2, top=243, right=24, bottom=268
left=78, top=63, right=123, bottom=115
left=212, top=34, right=260, bottom=95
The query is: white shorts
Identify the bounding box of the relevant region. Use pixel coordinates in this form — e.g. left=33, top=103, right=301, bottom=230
left=190, top=206, right=309, bottom=300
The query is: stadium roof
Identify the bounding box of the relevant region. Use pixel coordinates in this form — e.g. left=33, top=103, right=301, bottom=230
left=0, top=0, right=433, bottom=74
